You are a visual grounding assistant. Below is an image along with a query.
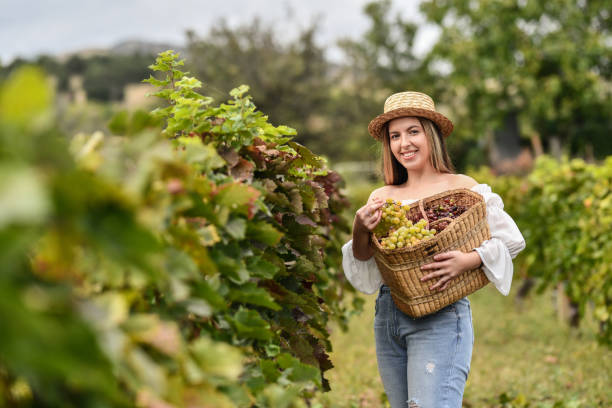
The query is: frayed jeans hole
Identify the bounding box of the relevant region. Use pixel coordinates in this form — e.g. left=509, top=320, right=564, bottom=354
left=407, top=399, right=420, bottom=408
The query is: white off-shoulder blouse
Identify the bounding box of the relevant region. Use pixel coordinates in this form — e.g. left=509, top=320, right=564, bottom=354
left=341, top=184, right=526, bottom=296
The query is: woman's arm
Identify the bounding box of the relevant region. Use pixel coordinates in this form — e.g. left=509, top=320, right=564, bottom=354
left=341, top=188, right=387, bottom=294
left=352, top=217, right=375, bottom=261
left=352, top=190, right=385, bottom=260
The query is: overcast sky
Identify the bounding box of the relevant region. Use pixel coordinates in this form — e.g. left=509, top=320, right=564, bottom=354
left=1, top=0, right=437, bottom=63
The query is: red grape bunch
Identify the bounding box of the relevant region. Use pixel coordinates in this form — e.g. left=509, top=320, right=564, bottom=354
left=425, top=198, right=467, bottom=222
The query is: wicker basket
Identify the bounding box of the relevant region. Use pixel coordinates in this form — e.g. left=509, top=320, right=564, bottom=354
left=370, top=188, right=491, bottom=318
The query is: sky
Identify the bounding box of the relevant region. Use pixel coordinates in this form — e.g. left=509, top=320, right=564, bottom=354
left=0, top=0, right=437, bottom=63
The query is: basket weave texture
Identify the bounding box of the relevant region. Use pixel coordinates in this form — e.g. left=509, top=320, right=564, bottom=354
left=370, top=188, right=491, bottom=318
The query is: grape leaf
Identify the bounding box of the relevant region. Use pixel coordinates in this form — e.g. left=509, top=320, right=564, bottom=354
left=229, top=308, right=273, bottom=340
left=228, top=282, right=281, bottom=311
left=246, top=220, right=283, bottom=246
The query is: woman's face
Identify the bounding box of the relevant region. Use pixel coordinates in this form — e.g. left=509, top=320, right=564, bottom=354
left=388, top=116, right=431, bottom=171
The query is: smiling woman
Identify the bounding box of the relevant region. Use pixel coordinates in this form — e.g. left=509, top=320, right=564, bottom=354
left=383, top=116, right=454, bottom=185
left=341, top=91, right=526, bottom=408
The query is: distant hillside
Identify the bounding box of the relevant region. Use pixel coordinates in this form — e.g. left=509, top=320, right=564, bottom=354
left=110, top=39, right=185, bottom=56
left=0, top=39, right=188, bottom=102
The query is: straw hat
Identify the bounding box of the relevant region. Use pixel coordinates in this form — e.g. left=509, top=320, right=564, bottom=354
left=368, top=91, right=454, bottom=140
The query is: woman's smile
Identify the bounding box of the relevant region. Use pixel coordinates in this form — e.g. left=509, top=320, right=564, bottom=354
left=400, top=150, right=418, bottom=160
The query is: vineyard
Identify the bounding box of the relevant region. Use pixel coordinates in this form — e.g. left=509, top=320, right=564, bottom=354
left=0, top=52, right=358, bottom=407
left=1, top=49, right=611, bottom=407
left=470, top=157, right=612, bottom=345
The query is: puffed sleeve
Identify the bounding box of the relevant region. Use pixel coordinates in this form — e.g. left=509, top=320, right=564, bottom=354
left=341, top=239, right=383, bottom=295
left=471, top=184, right=526, bottom=296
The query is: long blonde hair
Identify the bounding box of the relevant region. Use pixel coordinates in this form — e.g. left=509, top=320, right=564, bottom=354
left=381, top=117, right=455, bottom=185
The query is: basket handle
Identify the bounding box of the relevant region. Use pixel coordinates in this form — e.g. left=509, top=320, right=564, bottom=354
left=418, top=199, right=429, bottom=228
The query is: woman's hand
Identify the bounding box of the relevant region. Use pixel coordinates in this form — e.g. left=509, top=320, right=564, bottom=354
left=420, top=250, right=483, bottom=291
left=352, top=197, right=385, bottom=261
left=354, top=197, right=384, bottom=233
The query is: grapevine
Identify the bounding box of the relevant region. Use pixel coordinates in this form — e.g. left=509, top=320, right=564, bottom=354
left=470, top=158, right=612, bottom=346
left=0, top=53, right=355, bottom=407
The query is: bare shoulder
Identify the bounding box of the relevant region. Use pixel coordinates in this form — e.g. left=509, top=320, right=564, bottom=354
left=449, top=174, right=479, bottom=189
left=367, top=185, right=391, bottom=203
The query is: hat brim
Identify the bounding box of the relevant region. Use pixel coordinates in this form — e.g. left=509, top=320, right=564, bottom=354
left=368, top=108, right=454, bottom=140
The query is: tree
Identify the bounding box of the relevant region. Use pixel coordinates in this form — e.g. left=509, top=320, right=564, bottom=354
left=82, top=54, right=156, bottom=101
left=185, top=19, right=341, bottom=160
left=338, top=0, right=422, bottom=92
left=419, top=0, right=612, bottom=159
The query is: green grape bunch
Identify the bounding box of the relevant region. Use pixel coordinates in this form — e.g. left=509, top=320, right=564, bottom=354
left=373, top=198, right=437, bottom=249
left=372, top=198, right=410, bottom=236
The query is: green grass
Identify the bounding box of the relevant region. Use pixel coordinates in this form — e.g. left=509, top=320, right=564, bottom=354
left=313, top=280, right=612, bottom=407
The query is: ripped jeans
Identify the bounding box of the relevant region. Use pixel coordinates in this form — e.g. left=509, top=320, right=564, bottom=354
left=374, top=285, right=474, bottom=408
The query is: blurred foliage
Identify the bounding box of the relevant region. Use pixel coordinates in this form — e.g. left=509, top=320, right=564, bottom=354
left=180, top=0, right=612, bottom=166
left=185, top=12, right=402, bottom=163
left=56, top=101, right=117, bottom=138
left=3, top=0, right=610, bottom=167
left=331, top=0, right=416, bottom=165
left=0, top=51, right=356, bottom=406
left=493, top=391, right=587, bottom=408
left=340, top=0, right=612, bottom=167
left=1, top=53, right=156, bottom=101
left=0, top=66, right=129, bottom=407
left=339, top=0, right=422, bottom=92
left=81, top=54, right=156, bottom=101
left=469, top=157, right=612, bottom=345
left=184, top=20, right=344, bottom=161
left=418, top=0, right=612, bottom=158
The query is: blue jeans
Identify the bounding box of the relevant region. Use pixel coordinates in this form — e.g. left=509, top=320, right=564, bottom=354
left=374, top=285, right=474, bottom=408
